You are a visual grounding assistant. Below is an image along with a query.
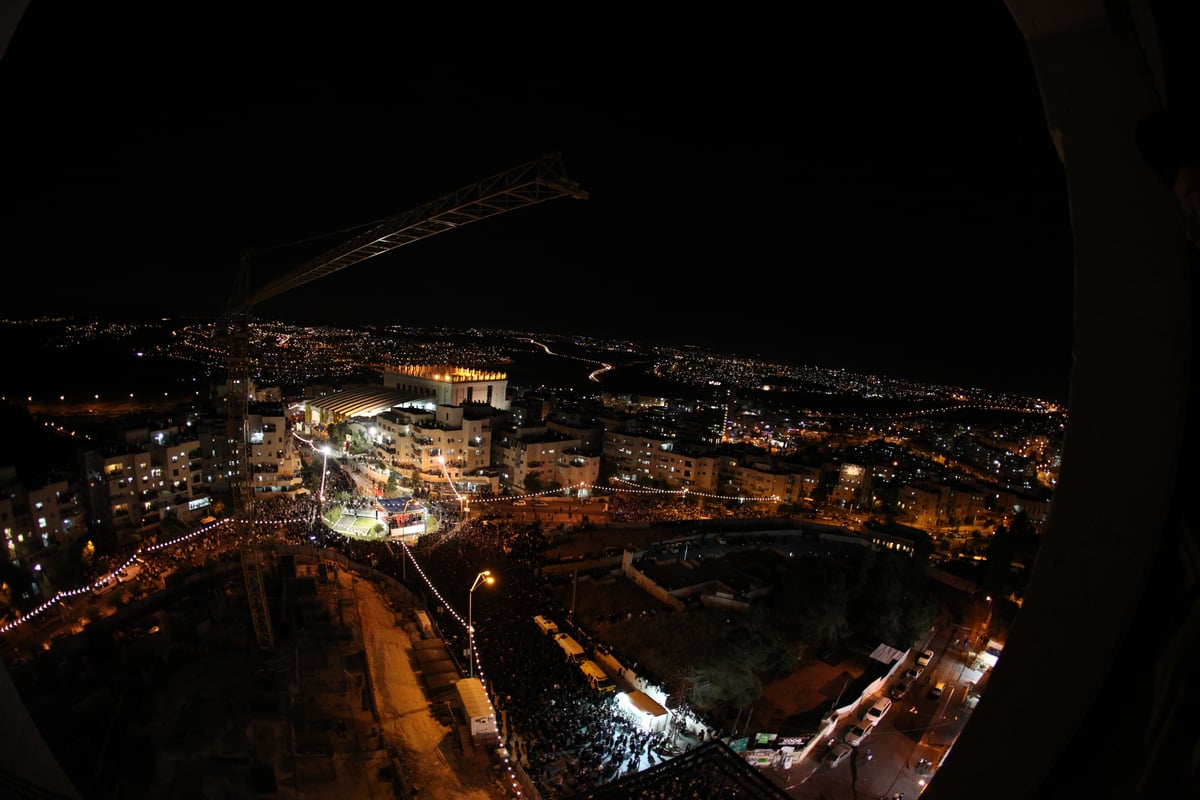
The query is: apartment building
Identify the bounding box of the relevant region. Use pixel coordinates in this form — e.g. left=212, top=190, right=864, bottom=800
left=724, top=461, right=797, bottom=505
left=0, top=468, right=86, bottom=594
left=373, top=404, right=506, bottom=493
left=994, top=488, right=1052, bottom=526
left=246, top=400, right=304, bottom=496
left=82, top=444, right=162, bottom=543
left=897, top=482, right=945, bottom=529
left=829, top=462, right=871, bottom=508
left=493, top=424, right=597, bottom=491
left=945, top=483, right=991, bottom=527
left=600, top=424, right=720, bottom=494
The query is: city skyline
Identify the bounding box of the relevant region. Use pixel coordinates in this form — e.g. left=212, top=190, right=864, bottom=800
left=0, top=315, right=1069, bottom=418
left=0, top=300, right=1059, bottom=799
left=3, top=6, right=1193, bottom=798
left=1, top=6, right=1073, bottom=400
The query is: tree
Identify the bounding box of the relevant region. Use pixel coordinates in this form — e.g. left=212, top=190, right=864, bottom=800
left=80, top=539, right=96, bottom=571
left=0, top=561, right=38, bottom=616
left=851, top=549, right=910, bottom=643
left=687, top=660, right=763, bottom=713
left=983, top=510, right=1041, bottom=600
left=795, top=571, right=852, bottom=648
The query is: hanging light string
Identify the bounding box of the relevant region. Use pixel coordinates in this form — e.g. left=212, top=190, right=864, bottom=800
left=459, top=479, right=781, bottom=508
left=395, top=542, right=520, bottom=796
left=1, top=470, right=783, bottom=638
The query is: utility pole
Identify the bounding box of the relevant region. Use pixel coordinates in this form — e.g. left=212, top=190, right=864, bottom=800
left=571, top=569, right=578, bottom=616
left=831, top=674, right=850, bottom=714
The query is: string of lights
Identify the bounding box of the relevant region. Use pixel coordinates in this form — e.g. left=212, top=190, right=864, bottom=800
left=0, top=470, right=786, bottom=639
left=0, top=461, right=793, bottom=795
left=392, top=543, right=521, bottom=796
left=0, top=509, right=528, bottom=796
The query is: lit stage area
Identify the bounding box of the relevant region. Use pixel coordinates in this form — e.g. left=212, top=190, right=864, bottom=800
left=323, top=496, right=434, bottom=541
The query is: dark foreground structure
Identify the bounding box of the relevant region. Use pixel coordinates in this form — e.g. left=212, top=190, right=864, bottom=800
left=2, top=2, right=1200, bottom=799
left=926, top=2, right=1200, bottom=799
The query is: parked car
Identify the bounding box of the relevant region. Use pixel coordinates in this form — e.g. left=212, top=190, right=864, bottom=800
left=917, top=649, right=935, bottom=667
left=822, top=742, right=854, bottom=768
left=929, top=681, right=947, bottom=699
left=864, top=696, right=893, bottom=724
left=890, top=681, right=911, bottom=700
left=844, top=722, right=873, bottom=747
left=904, top=666, right=923, bottom=681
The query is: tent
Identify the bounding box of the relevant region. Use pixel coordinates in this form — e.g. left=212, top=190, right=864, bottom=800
left=618, top=690, right=669, bottom=733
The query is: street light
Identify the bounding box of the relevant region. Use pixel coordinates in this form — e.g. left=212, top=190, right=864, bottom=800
left=983, top=595, right=994, bottom=640
left=467, top=570, right=495, bottom=678
left=319, top=446, right=331, bottom=503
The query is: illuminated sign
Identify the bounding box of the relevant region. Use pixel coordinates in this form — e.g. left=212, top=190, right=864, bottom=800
left=776, top=735, right=812, bottom=747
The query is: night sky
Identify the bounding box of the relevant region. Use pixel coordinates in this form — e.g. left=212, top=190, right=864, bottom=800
left=0, top=5, right=1074, bottom=400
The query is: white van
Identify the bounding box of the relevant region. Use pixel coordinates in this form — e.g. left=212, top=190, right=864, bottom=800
left=533, top=615, right=558, bottom=636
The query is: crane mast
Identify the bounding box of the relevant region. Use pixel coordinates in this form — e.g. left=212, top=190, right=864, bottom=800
left=222, top=152, right=586, bottom=650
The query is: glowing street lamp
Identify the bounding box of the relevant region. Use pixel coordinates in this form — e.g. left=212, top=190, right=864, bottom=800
left=468, top=570, right=495, bottom=678
left=319, top=446, right=331, bottom=503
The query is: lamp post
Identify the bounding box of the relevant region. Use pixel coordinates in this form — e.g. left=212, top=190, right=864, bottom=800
left=468, top=570, right=494, bottom=678
left=983, top=595, right=994, bottom=642
left=319, top=446, right=331, bottom=504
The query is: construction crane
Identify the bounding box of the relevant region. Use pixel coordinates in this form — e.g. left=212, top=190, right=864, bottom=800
left=223, top=151, right=587, bottom=511
left=219, top=152, right=588, bottom=648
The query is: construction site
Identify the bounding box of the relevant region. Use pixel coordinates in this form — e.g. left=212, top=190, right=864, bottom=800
left=4, top=547, right=503, bottom=799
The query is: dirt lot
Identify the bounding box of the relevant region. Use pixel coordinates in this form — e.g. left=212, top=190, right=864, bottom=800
left=547, top=566, right=873, bottom=736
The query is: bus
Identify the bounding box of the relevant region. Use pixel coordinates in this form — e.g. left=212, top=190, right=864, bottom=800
left=554, top=632, right=585, bottom=662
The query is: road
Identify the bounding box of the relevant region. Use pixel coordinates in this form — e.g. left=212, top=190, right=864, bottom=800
left=755, top=622, right=984, bottom=799
left=347, top=568, right=499, bottom=798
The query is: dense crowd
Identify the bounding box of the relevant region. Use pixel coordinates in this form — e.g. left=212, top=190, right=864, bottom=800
left=19, top=453, right=748, bottom=797
left=409, top=517, right=694, bottom=795
left=606, top=492, right=780, bottom=525
left=289, top=506, right=703, bottom=796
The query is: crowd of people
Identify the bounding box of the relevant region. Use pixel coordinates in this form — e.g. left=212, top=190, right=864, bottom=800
left=15, top=451, right=745, bottom=797
left=408, top=515, right=697, bottom=795
left=304, top=471, right=728, bottom=795
left=284, top=495, right=708, bottom=796
left=606, top=491, right=782, bottom=526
